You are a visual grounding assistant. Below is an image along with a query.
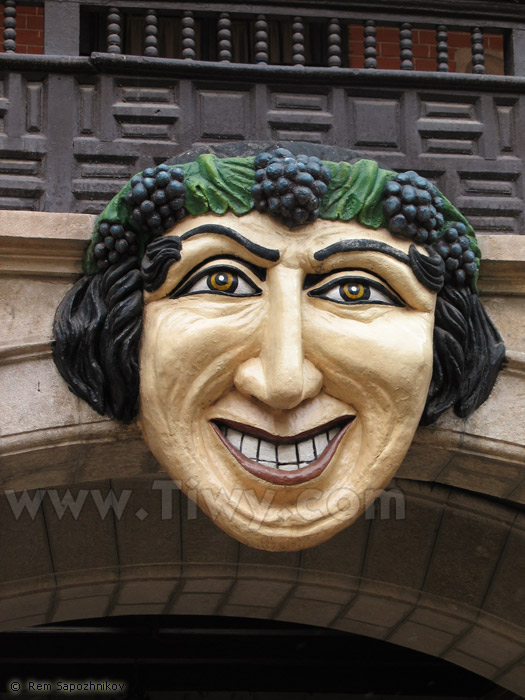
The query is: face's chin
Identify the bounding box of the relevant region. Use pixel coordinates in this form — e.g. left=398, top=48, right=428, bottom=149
left=139, top=381, right=425, bottom=551
left=138, top=212, right=436, bottom=551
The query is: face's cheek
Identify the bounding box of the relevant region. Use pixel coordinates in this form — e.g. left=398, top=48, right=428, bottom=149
left=303, top=303, right=435, bottom=489
left=138, top=297, right=264, bottom=479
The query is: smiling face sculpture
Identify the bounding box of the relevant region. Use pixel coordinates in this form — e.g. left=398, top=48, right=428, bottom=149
left=53, top=145, right=505, bottom=550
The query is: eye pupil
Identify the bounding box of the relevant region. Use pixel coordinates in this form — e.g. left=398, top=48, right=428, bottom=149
left=208, top=271, right=237, bottom=292
left=341, top=282, right=367, bottom=301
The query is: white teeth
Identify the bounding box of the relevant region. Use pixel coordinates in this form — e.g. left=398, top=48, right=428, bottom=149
left=298, top=439, right=316, bottom=462
left=225, top=428, right=242, bottom=450
left=259, top=440, right=277, bottom=462
left=241, top=434, right=259, bottom=460
left=277, top=443, right=297, bottom=464
left=314, top=433, right=328, bottom=455
left=219, top=423, right=344, bottom=472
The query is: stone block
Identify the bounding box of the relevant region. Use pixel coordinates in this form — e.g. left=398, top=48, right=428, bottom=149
left=276, top=597, right=342, bottom=627
left=389, top=620, right=455, bottom=656
left=53, top=595, right=109, bottom=622
left=168, top=593, right=224, bottom=616
left=423, top=505, right=510, bottom=608
left=454, top=626, right=524, bottom=667
left=226, top=580, right=292, bottom=608
left=117, top=579, right=176, bottom=605
left=344, top=594, right=413, bottom=628
left=444, top=649, right=498, bottom=679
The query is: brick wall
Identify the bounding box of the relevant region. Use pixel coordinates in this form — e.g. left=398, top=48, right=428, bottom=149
left=0, top=5, right=44, bottom=54
left=349, top=25, right=504, bottom=74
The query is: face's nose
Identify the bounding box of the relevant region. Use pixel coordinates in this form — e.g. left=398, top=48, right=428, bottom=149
left=233, top=265, right=323, bottom=410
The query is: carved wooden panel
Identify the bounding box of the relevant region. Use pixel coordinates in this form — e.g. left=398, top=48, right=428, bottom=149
left=350, top=96, right=403, bottom=151
left=113, top=80, right=180, bottom=141
left=197, top=90, right=251, bottom=140
left=0, top=74, right=46, bottom=210
left=267, top=89, right=332, bottom=143
left=417, top=94, right=483, bottom=156
left=457, top=172, right=522, bottom=234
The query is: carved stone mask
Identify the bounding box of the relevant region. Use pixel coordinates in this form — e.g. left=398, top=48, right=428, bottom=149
left=138, top=211, right=437, bottom=550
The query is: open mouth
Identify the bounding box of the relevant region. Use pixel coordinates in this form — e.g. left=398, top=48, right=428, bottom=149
left=211, top=418, right=354, bottom=485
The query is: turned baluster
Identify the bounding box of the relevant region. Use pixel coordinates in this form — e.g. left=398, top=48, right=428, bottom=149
left=400, top=22, right=413, bottom=70
left=144, top=8, right=158, bottom=57
left=292, top=16, right=305, bottom=66
left=471, top=26, right=485, bottom=74
left=254, top=15, right=269, bottom=64
left=436, top=24, right=449, bottom=72
left=107, top=7, right=122, bottom=54
left=327, top=18, right=341, bottom=67
left=364, top=20, right=377, bottom=69
left=218, top=12, right=232, bottom=62
left=3, top=0, right=16, bottom=53
left=182, top=10, right=196, bottom=59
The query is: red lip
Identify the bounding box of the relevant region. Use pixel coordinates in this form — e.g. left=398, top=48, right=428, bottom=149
left=211, top=419, right=353, bottom=486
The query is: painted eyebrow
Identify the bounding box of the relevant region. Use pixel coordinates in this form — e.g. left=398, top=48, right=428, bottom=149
left=180, top=224, right=280, bottom=262
left=314, top=239, right=410, bottom=266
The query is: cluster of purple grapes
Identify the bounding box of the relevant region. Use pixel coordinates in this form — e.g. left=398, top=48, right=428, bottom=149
left=125, top=164, right=186, bottom=237
left=434, top=222, right=478, bottom=286
left=383, top=171, right=445, bottom=244
left=93, top=222, right=138, bottom=271
left=251, top=148, right=331, bottom=227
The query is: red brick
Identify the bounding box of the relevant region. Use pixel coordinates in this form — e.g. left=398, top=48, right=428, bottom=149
left=414, top=57, right=439, bottom=71
left=14, top=14, right=27, bottom=29
left=418, top=29, right=435, bottom=44
left=14, top=29, right=42, bottom=44
left=380, top=42, right=400, bottom=57
left=488, top=34, right=503, bottom=51
left=350, top=56, right=365, bottom=68
left=377, top=57, right=401, bottom=70
left=349, top=40, right=364, bottom=55
left=448, top=31, right=472, bottom=48
left=413, top=44, right=430, bottom=58
left=375, top=26, right=399, bottom=42
left=348, top=24, right=363, bottom=41
left=25, top=15, right=44, bottom=30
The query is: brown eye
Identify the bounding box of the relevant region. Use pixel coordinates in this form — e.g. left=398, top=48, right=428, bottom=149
left=340, top=282, right=369, bottom=302
left=208, top=271, right=238, bottom=293
left=308, top=275, right=403, bottom=307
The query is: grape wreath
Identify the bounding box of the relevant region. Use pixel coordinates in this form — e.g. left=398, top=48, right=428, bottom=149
left=251, top=148, right=332, bottom=227
left=382, top=171, right=478, bottom=287
left=92, top=151, right=478, bottom=289
left=93, top=163, right=186, bottom=271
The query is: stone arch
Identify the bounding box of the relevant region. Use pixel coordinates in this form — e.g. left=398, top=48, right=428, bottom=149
left=0, top=476, right=524, bottom=694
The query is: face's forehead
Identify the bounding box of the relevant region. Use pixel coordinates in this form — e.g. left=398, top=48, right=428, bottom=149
left=170, top=210, right=420, bottom=263
left=146, top=210, right=435, bottom=311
